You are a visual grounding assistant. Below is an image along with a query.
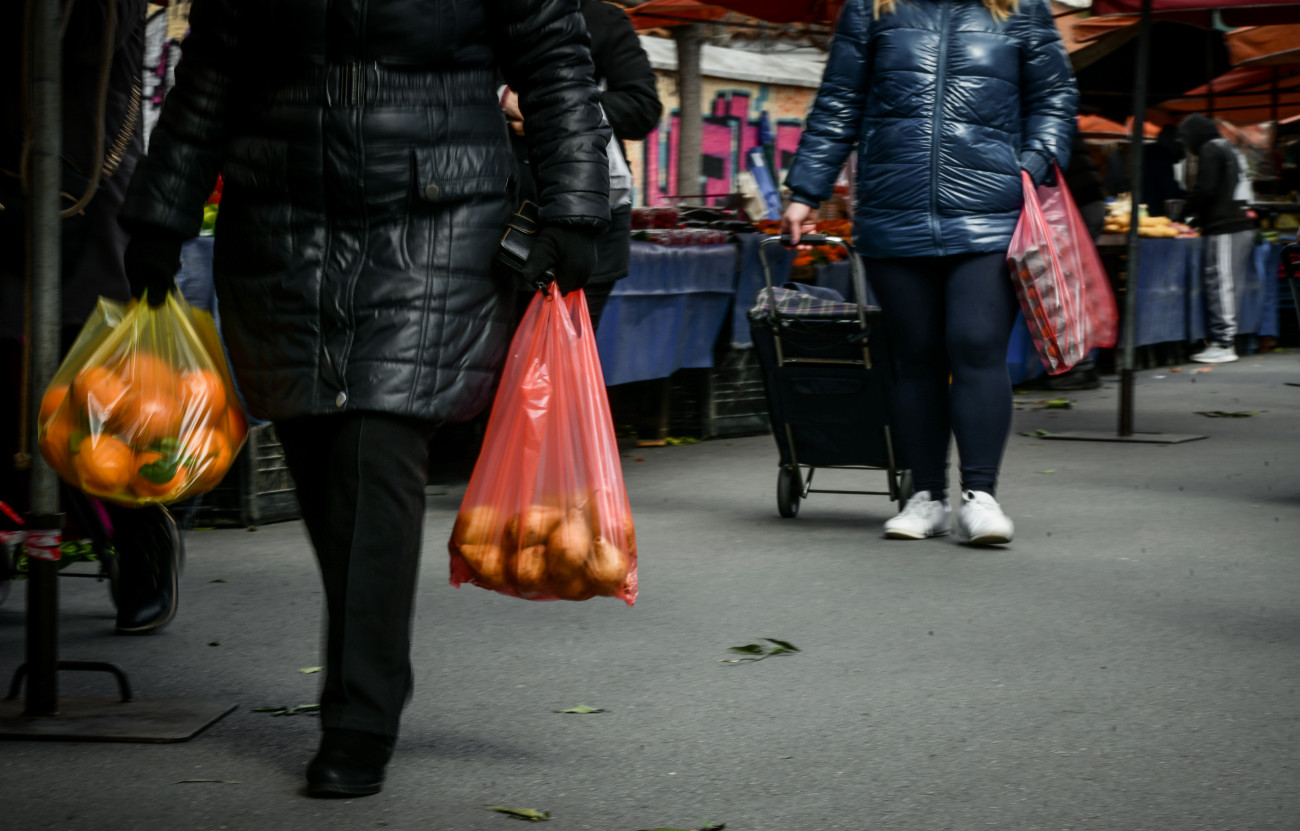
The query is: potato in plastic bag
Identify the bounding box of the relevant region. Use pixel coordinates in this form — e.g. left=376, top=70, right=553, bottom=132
left=37, top=293, right=249, bottom=506
left=449, top=288, right=637, bottom=605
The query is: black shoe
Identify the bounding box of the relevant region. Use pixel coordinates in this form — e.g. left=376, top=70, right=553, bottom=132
left=113, top=506, right=182, bottom=634
left=1043, top=368, right=1101, bottom=391
left=306, top=729, right=394, bottom=798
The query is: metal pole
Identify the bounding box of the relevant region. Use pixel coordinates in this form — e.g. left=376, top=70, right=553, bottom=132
left=673, top=23, right=703, bottom=205
left=25, top=0, right=65, bottom=715
left=1118, top=0, right=1152, bottom=437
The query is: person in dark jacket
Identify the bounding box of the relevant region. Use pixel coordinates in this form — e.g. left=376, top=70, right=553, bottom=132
left=1, top=0, right=185, bottom=635
left=503, top=0, right=661, bottom=327
left=782, top=0, right=1077, bottom=545
left=120, top=0, right=610, bottom=797
left=1178, top=113, right=1255, bottom=364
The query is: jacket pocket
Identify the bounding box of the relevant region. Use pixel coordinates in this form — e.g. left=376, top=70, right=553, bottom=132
left=413, top=143, right=515, bottom=205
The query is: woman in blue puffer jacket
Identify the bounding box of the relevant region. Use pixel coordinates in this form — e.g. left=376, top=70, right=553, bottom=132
left=782, top=0, right=1077, bottom=545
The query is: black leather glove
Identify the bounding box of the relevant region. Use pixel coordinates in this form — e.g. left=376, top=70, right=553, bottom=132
left=520, top=226, right=599, bottom=295
left=124, top=227, right=186, bottom=307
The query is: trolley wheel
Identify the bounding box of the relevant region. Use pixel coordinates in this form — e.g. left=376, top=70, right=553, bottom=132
left=896, top=469, right=914, bottom=507
left=777, top=466, right=802, bottom=518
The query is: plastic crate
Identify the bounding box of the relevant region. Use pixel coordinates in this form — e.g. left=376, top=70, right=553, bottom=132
left=179, top=423, right=299, bottom=528
left=669, top=347, right=771, bottom=439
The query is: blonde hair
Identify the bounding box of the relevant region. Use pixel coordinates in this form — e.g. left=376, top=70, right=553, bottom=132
left=872, top=0, right=1021, bottom=22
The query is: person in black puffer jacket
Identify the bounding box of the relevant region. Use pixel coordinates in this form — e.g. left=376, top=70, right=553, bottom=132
left=504, top=0, right=662, bottom=327
left=1177, top=113, right=1255, bottom=364
left=119, top=0, right=610, bottom=797
left=782, top=0, right=1077, bottom=546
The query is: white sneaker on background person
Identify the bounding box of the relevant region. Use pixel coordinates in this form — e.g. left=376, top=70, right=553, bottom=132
left=1190, top=343, right=1239, bottom=364
left=883, top=491, right=951, bottom=539
left=956, top=490, right=1014, bottom=544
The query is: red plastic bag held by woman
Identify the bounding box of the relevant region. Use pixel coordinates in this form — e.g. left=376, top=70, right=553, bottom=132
left=448, top=288, right=637, bottom=605
left=1007, top=166, right=1119, bottom=374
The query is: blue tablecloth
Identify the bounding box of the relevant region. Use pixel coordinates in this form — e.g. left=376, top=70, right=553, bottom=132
left=1134, top=238, right=1199, bottom=346
left=595, top=242, right=738, bottom=386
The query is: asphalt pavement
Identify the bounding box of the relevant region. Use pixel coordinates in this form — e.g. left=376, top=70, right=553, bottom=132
left=2, top=352, right=1298, bottom=831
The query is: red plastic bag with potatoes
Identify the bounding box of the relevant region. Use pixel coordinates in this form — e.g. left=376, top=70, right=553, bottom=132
left=448, top=289, right=637, bottom=605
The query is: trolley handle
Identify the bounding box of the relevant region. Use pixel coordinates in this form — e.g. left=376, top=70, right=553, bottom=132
left=777, top=233, right=841, bottom=247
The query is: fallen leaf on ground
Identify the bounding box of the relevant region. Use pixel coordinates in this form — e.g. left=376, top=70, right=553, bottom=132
left=554, top=705, right=604, bottom=714
left=1194, top=411, right=1259, bottom=418
left=1036, top=469, right=1056, bottom=474
left=1019, top=429, right=1053, bottom=437
left=486, top=806, right=551, bottom=821
left=298, top=666, right=322, bottom=674
left=721, top=639, right=800, bottom=663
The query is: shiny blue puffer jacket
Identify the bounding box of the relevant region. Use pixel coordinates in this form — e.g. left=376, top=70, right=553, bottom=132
left=785, top=0, right=1078, bottom=259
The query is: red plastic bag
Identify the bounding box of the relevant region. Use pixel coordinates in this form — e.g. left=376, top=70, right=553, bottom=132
left=448, top=289, right=637, bottom=605
left=1007, top=167, right=1119, bottom=374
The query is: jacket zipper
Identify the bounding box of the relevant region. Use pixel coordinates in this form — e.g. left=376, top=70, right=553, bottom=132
left=928, top=0, right=950, bottom=256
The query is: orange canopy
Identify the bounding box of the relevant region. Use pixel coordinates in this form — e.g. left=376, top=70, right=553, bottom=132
left=626, top=0, right=729, bottom=29
left=1160, top=66, right=1300, bottom=124
left=1226, top=25, right=1300, bottom=68
left=1078, top=114, right=1162, bottom=139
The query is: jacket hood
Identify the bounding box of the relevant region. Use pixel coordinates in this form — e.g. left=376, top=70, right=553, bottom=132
left=1178, top=114, right=1220, bottom=153
left=1156, top=124, right=1185, bottom=162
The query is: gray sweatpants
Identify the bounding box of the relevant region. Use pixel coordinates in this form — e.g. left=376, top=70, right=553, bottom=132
left=1202, top=230, right=1255, bottom=347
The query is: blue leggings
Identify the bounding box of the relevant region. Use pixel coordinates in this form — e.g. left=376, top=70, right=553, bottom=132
left=867, top=253, right=1019, bottom=499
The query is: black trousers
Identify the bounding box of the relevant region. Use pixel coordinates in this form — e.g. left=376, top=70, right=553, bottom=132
left=867, top=253, right=1019, bottom=499
left=276, top=412, right=438, bottom=738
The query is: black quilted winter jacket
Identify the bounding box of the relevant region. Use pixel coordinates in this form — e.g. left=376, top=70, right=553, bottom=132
left=784, top=0, right=1078, bottom=260
left=121, top=0, right=611, bottom=423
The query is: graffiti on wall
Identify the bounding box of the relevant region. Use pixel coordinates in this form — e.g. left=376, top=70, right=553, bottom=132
left=639, top=88, right=806, bottom=207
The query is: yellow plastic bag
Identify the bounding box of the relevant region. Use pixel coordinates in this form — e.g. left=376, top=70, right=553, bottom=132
left=37, top=293, right=249, bottom=506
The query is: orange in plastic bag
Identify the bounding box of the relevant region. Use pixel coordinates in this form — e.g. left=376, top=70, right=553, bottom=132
left=37, top=293, right=249, bottom=506
left=449, top=289, right=637, bottom=605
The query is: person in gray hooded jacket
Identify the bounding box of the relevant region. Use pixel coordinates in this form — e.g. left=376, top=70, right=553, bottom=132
left=1177, top=113, right=1255, bottom=364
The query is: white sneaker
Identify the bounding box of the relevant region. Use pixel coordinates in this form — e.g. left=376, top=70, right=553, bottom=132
left=956, top=490, right=1014, bottom=545
left=1190, top=343, right=1238, bottom=364
left=884, top=491, right=951, bottom=540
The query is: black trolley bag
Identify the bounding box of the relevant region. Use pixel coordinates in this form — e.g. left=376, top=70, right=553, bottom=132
left=747, top=235, right=912, bottom=518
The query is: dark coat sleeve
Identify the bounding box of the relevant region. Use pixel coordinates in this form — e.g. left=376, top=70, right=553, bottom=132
left=490, top=0, right=611, bottom=232
left=585, top=0, right=661, bottom=142
left=783, top=0, right=871, bottom=207
left=1017, top=0, right=1079, bottom=184
left=119, top=0, right=237, bottom=238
